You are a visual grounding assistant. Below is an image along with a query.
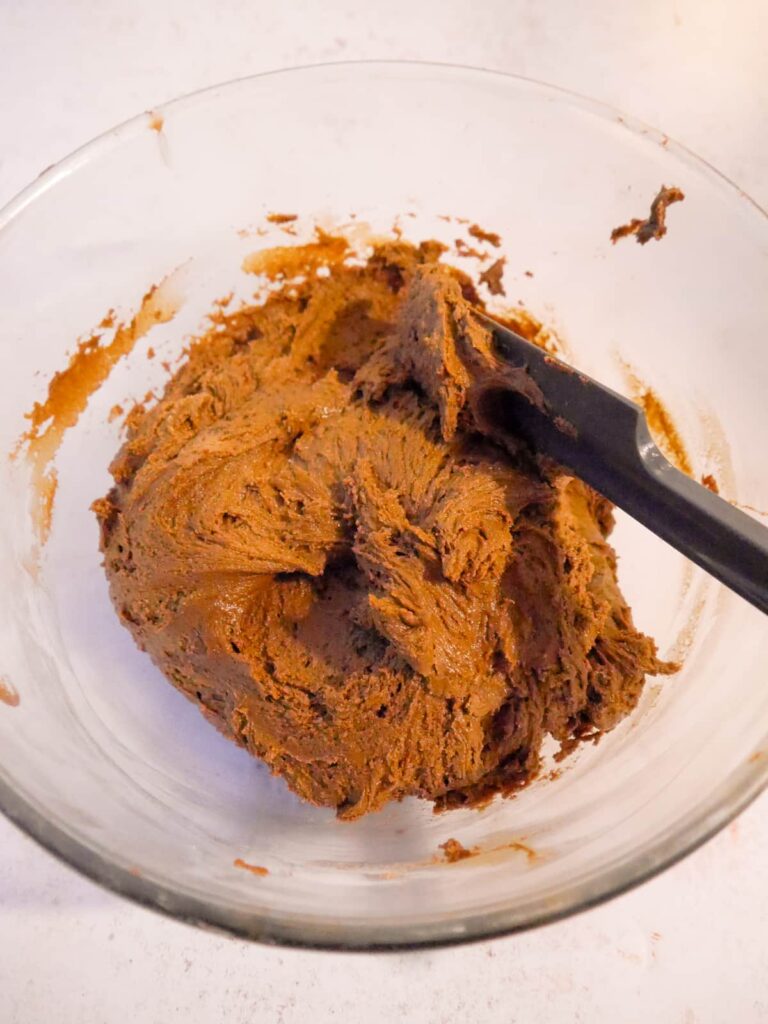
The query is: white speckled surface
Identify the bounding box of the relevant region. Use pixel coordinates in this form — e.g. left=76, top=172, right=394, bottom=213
left=1, top=2, right=767, bottom=1021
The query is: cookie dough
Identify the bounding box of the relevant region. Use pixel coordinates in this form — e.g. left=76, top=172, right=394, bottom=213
left=95, top=238, right=672, bottom=819
left=610, top=185, right=685, bottom=245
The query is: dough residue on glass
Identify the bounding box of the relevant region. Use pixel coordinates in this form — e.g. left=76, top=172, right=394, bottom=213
left=610, top=185, right=685, bottom=245
left=0, top=677, right=20, bottom=708
left=16, top=275, right=182, bottom=546
left=440, top=838, right=475, bottom=862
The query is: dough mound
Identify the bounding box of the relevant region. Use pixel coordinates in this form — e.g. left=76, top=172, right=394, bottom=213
left=95, top=239, right=671, bottom=819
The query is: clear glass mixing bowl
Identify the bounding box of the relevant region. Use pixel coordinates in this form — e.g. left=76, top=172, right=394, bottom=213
left=1, top=62, right=767, bottom=950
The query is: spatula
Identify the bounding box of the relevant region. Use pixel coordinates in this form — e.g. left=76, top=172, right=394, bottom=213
left=473, top=314, right=768, bottom=615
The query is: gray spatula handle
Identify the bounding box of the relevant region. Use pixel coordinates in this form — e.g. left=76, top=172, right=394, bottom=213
left=480, top=321, right=768, bottom=615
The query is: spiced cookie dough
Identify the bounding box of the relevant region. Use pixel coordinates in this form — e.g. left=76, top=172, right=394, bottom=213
left=95, top=238, right=673, bottom=819
left=610, top=185, right=685, bottom=245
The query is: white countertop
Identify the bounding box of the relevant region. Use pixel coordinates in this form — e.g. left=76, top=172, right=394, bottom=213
left=1, top=2, right=767, bottom=1021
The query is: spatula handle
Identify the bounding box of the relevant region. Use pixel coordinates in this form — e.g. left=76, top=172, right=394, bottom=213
left=482, top=381, right=768, bottom=616
left=590, top=420, right=768, bottom=614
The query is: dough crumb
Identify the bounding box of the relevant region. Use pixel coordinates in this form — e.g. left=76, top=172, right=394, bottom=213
left=479, top=257, right=506, bottom=295
left=468, top=223, right=502, bottom=247
left=0, top=677, right=20, bottom=707
left=440, top=838, right=475, bottom=862
left=234, top=858, right=269, bottom=877
left=266, top=213, right=298, bottom=224
left=610, top=185, right=685, bottom=245
left=455, top=238, right=488, bottom=260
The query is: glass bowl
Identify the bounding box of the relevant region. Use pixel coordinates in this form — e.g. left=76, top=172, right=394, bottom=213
left=1, top=62, right=767, bottom=950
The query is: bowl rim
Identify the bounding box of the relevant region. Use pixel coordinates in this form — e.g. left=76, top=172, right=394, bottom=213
left=1, top=58, right=767, bottom=952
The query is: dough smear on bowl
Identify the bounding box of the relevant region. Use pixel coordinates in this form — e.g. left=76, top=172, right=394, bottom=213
left=94, top=237, right=675, bottom=819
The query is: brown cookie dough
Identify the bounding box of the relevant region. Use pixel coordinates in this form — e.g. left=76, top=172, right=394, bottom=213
left=479, top=257, right=506, bottom=296
left=610, top=185, right=685, bottom=245
left=95, top=238, right=673, bottom=819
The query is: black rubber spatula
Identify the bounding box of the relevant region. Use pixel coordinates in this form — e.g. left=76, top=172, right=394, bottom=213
left=474, top=314, right=768, bottom=615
